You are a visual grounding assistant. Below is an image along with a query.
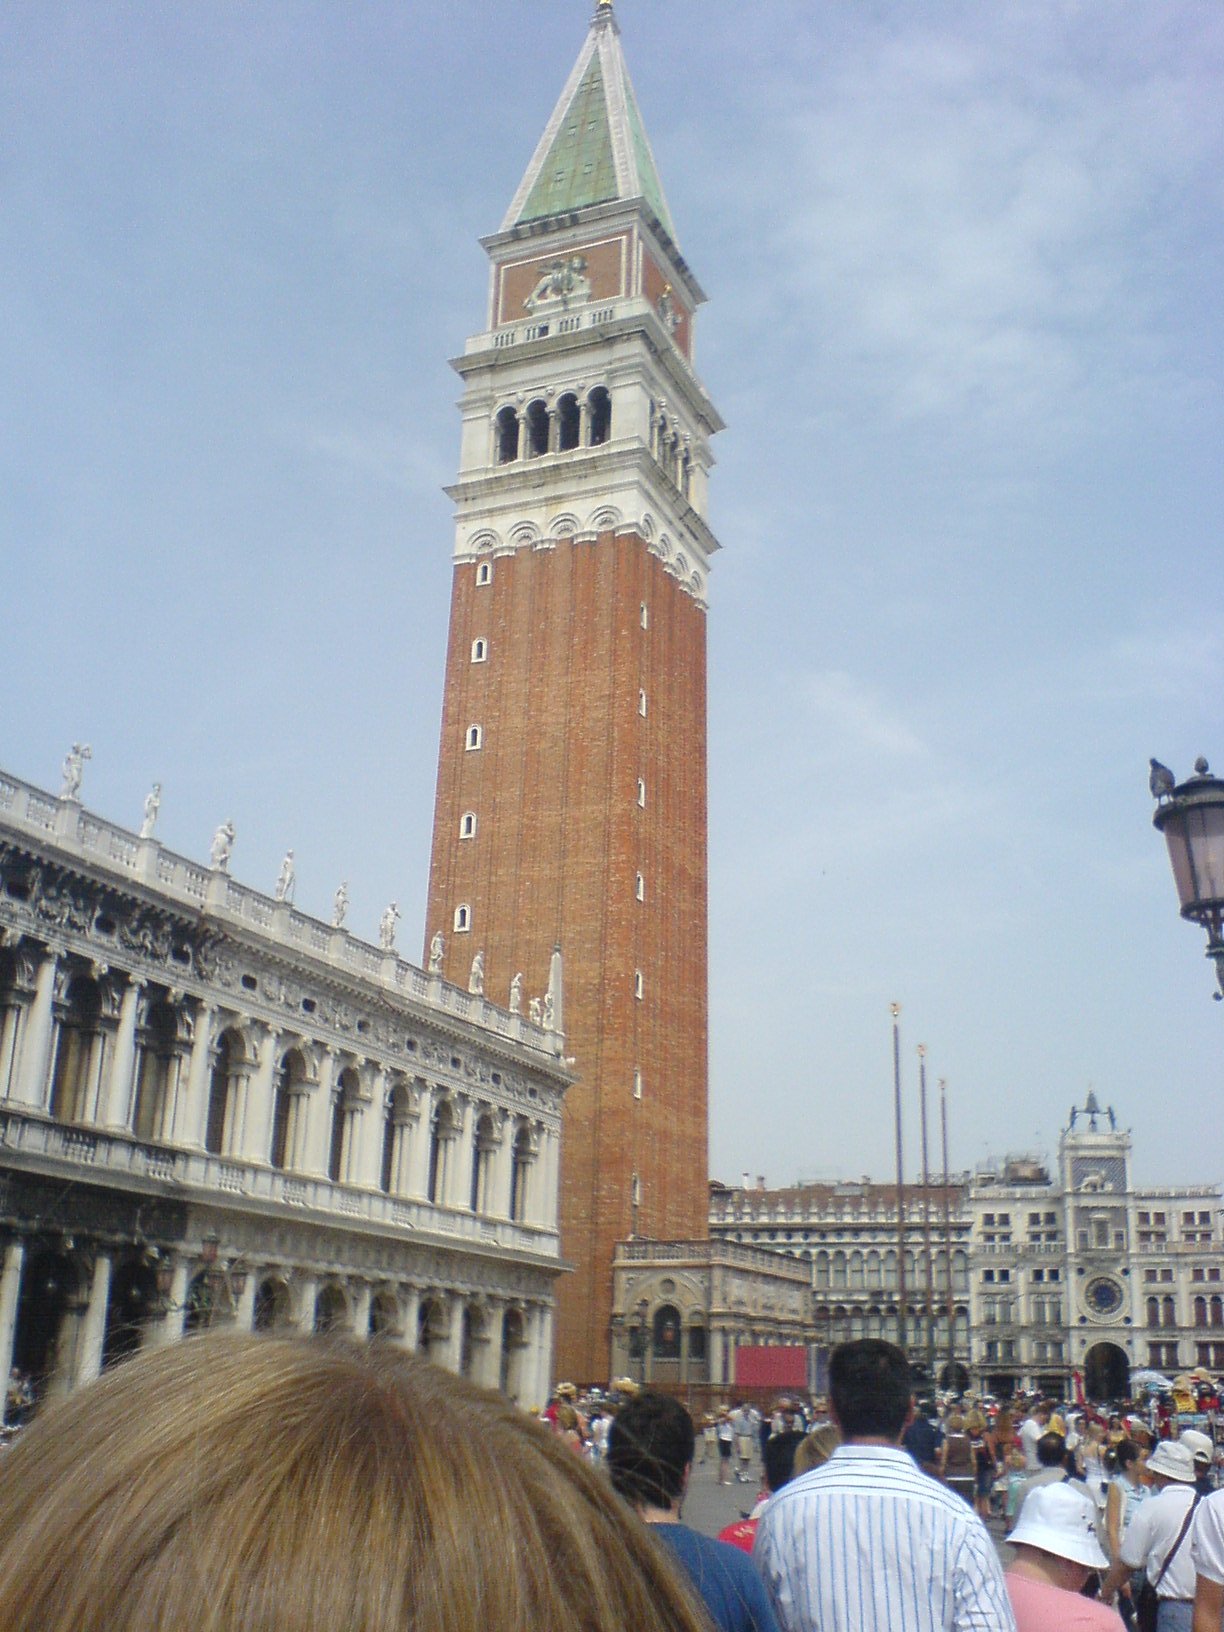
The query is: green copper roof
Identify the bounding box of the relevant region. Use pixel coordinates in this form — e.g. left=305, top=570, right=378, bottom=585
left=519, top=59, right=619, bottom=222
left=504, top=12, right=678, bottom=241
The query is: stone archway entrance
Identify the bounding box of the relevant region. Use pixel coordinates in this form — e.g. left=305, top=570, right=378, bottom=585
left=1084, top=1342, right=1129, bottom=1402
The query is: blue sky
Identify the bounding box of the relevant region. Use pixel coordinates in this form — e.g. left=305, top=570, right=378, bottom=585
left=4, top=1, right=1222, bottom=1190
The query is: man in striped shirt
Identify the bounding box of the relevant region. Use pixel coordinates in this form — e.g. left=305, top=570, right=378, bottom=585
left=754, top=1340, right=1017, bottom=1632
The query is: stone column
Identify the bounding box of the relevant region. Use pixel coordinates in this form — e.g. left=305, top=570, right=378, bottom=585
left=0, top=1001, right=23, bottom=1102
left=180, top=1002, right=216, bottom=1149
left=233, top=1272, right=257, bottom=1333
left=102, top=977, right=143, bottom=1130
left=399, top=1286, right=421, bottom=1352
left=406, top=1085, right=433, bottom=1198
left=445, top=1293, right=466, bottom=1375
left=14, top=952, right=57, bottom=1110
left=76, top=1252, right=113, bottom=1386
left=303, top=1050, right=336, bottom=1177
left=490, top=1116, right=514, bottom=1219
left=483, top=1298, right=505, bottom=1392
left=0, top=1239, right=25, bottom=1409
left=536, top=1305, right=555, bottom=1401
left=241, top=1027, right=279, bottom=1163
left=352, top=1067, right=384, bottom=1190
left=536, top=1128, right=559, bottom=1228
left=451, top=1097, right=476, bottom=1211
left=154, top=1260, right=190, bottom=1347
left=295, top=1275, right=319, bottom=1334
left=351, top=1282, right=372, bottom=1340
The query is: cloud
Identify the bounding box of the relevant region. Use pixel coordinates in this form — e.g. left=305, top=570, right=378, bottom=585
left=753, top=6, right=1224, bottom=436
left=802, top=669, right=927, bottom=759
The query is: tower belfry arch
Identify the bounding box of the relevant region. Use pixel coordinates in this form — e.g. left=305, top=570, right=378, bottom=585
left=424, top=3, right=723, bottom=1382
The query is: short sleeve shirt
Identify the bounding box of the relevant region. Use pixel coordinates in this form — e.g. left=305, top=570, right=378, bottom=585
left=1191, top=1489, right=1224, bottom=1585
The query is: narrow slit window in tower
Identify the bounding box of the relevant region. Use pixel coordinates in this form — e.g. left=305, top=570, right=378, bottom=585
left=454, top=904, right=471, bottom=933
left=476, top=559, right=493, bottom=586
left=494, top=406, right=519, bottom=464
left=557, top=392, right=580, bottom=451
left=466, top=725, right=482, bottom=751
left=588, top=386, right=611, bottom=446
left=460, top=812, right=477, bottom=840
left=471, top=638, right=487, bottom=663
left=525, top=400, right=549, bottom=458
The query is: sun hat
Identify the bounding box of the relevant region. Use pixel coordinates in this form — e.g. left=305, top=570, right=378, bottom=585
left=1181, top=1430, right=1214, bottom=1464
left=1007, top=1482, right=1109, bottom=1569
left=1147, top=1441, right=1197, bottom=1483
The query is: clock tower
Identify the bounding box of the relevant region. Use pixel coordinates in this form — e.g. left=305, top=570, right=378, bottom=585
left=424, top=1, right=723, bottom=1382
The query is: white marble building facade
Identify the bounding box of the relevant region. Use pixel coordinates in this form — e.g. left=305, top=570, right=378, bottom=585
left=0, top=766, right=570, bottom=1412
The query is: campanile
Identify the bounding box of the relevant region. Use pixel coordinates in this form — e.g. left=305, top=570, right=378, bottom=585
left=425, top=0, right=723, bottom=1383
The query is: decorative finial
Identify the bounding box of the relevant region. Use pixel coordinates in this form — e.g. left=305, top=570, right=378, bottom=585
left=1195, top=756, right=1211, bottom=776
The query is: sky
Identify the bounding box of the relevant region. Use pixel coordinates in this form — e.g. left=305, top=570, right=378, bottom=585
left=3, top=1, right=1223, bottom=1193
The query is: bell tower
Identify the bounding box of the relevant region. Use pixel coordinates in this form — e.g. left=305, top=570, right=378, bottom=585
left=424, top=0, right=723, bottom=1382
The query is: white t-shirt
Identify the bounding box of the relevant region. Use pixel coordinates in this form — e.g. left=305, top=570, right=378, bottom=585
left=1020, top=1418, right=1044, bottom=1472
left=1121, top=1486, right=1198, bottom=1598
left=1191, top=1489, right=1224, bottom=1585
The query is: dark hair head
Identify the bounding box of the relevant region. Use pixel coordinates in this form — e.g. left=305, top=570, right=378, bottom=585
left=829, top=1339, right=912, bottom=1441
left=1115, top=1439, right=1142, bottom=1472
left=762, top=1429, right=805, bottom=1494
left=607, top=1392, right=695, bottom=1511
left=1036, top=1431, right=1067, bottom=1468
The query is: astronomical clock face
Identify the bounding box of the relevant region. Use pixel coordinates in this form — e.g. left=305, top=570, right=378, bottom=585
left=1085, top=1276, right=1124, bottom=1319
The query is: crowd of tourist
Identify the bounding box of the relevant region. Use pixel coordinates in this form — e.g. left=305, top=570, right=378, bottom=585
left=4, top=1331, right=1224, bottom=1631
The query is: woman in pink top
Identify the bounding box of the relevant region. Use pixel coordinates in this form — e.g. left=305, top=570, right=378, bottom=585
left=1005, top=1482, right=1125, bottom=1632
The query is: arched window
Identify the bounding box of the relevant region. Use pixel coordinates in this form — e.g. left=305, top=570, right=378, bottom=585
left=556, top=392, right=580, bottom=451
left=465, top=724, right=482, bottom=751
left=1196, top=1296, right=1209, bottom=1327
left=652, top=1304, right=682, bottom=1361
left=428, top=1098, right=456, bottom=1204
left=587, top=386, right=611, bottom=446
left=1163, top=1295, right=1177, bottom=1328
left=494, top=406, right=518, bottom=464
left=638, top=688, right=647, bottom=717
left=524, top=399, right=549, bottom=458
left=1147, top=1297, right=1160, bottom=1328
left=132, top=996, right=181, bottom=1143
left=635, top=872, right=645, bottom=902
left=205, top=1028, right=248, bottom=1156
left=380, top=1077, right=412, bottom=1196
left=49, top=973, right=104, bottom=1125
left=632, top=1067, right=643, bottom=1100
left=640, top=601, right=649, bottom=630
left=471, top=637, right=487, bottom=663
left=1212, top=1295, right=1224, bottom=1329
left=476, top=559, right=493, bottom=586
left=314, top=1284, right=348, bottom=1335
left=636, top=778, right=646, bottom=807
left=454, top=904, right=471, bottom=933
left=831, top=1252, right=847, bottom=1289
left=510, top=1122, right=533, bottom=1222
left=253, top=1277, right=292, bottom=1332
left=328, top=1066, right=361, bottom=1184
left=459, top=811, right=477, bottom=840
left=633, top=969, right=643, bottom=1000
left=270, top=1049, right=308, bottom=1171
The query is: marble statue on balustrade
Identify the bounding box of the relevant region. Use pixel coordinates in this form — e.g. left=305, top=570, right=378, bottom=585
left=274, top=850, right=296, bottom=903
left=332, top=882, right=349, bottom=929
left=139, top=783, right=161, bottom=839
left=59, top=744, right=91, bottom=801
left=429, top=931, right=445, bottom=974
left=528, top=997, right=542, bottom=1025
left=509, top=972, right=523, bottom=1015
left=209, top=820, right=236, bottom=871
left=379, top=901, right=400, bottom=951
left=469, top=951, right=484, bottom=996
left=542, top=991, right=554, bottom=1031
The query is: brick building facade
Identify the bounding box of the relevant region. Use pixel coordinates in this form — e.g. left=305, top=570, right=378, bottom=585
left=424, top=4, right=723, bottom=1380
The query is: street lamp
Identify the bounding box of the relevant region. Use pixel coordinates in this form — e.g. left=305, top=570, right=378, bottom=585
left=1151, top=757, right=1224, bottom=1000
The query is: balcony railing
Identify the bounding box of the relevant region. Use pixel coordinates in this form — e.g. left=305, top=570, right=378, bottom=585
left=0, top=1111, right=559, bottom=1260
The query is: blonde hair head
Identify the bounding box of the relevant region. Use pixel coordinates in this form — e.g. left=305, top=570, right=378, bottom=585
left=0, top=1333, right=711, bottom=1632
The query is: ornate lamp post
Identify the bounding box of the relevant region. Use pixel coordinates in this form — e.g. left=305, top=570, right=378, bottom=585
left=1151, top=757, right=1224, bottom=1000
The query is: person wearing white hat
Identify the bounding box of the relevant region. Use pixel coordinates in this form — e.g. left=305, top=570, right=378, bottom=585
left=1005, top=1481, right=1123, bottom=1631
left=1180, top=1432, right=1216, bottom=1498
left=1102, top=1441, right=1201, bottom=1632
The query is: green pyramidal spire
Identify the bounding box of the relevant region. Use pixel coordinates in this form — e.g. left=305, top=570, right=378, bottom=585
left=502, top=4, right=677, bottom=241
